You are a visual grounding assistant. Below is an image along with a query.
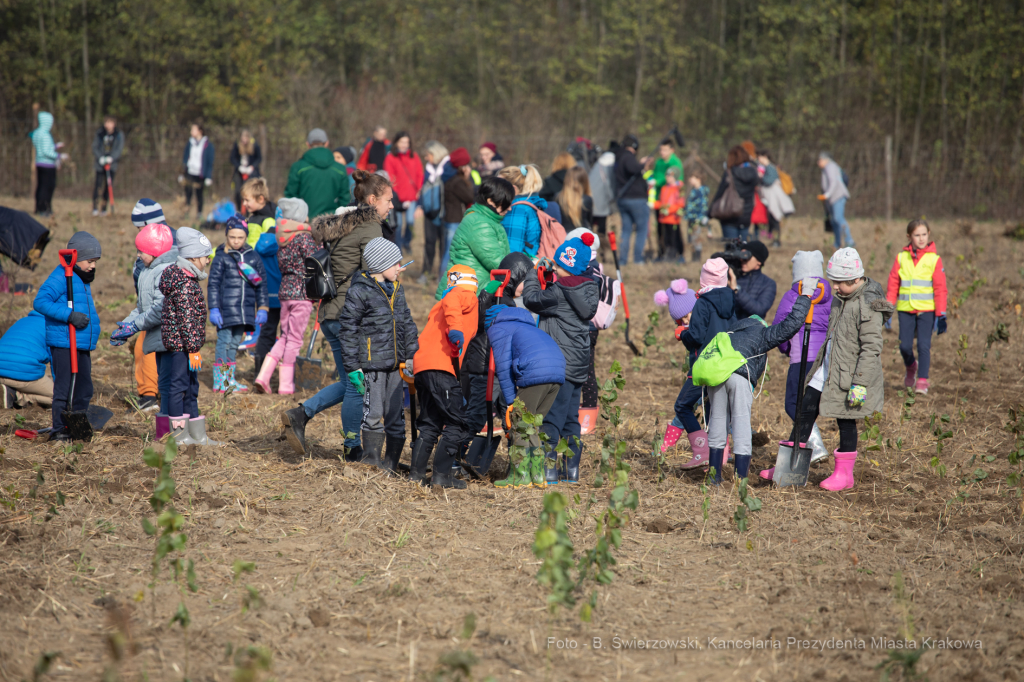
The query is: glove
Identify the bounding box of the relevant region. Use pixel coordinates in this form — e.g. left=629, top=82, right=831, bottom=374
left=347, top=369, right=365, bottom=395
left=68, top=311, right=90, bottom=330
left=188, top=352, right=203, bottom=372
left=885, top=317, right=893, bottom=331
left=255, top=309, right=268, bottom=326
left=204, top=178, right=213, bottom=187
left=817, top=194, right=827, bottom=201
left=799, top=278, right=819, bottom=298
left=485, top=304, right=508, bottom=330
left=505, top=405, right=515, bottom=430
left=847, top=385, right=867, bottom=408
left=675, top=324, right=688, bottom=341
left=110, top=321, right=138, bottom=343
left=401, top=360, right=414, bottom=379
left=537, top=257, right=555, bottom=272
left=100, top=156, right=113, bottom=166
left=448, top=329, right=464, bottom=355
left=209, top=308, right=223, bottom=328
left=935, top=315, right=947, bottom=335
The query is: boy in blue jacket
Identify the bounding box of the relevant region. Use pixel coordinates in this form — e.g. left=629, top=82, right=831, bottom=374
left=0, top=311, right=52, bottom=408
left=33, top=232, right=102, bottom=440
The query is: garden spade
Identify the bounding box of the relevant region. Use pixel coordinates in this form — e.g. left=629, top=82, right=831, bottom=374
left=606, top=231, right=641, bottom=356
left=57, top=249, right=93, bottom=441
left=294, top=324, right=323, bottom=392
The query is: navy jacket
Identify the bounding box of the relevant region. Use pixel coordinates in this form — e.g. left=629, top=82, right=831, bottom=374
left=254, top=230, right=282, bottom=309
left=207, top=243, right=269, bottom=330
left=34, top=266, right=101, bottom=350
left=486, top=307, right=566, bottom=405
left=680, top=286, right=736, bottom=360
left=0, top=311, right=50, bottom=381
left=734, top=268, right=777, bottom=320
left=339, top=273, right=418, bottom=372
left=727, top=295, right=810, bottom=385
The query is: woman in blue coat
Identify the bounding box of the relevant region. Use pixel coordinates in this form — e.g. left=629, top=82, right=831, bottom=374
left=0, top=311, right=53, bottom=407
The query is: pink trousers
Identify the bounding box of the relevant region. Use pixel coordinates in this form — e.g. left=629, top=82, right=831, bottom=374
left=269, top=300, right=314, bottom=365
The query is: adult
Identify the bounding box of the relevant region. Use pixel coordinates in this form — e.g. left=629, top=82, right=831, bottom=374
left=539, top=152, right=576, bottom=202
left=433, top=175, right=514, bottom=300
left=439, top=147, right=475, bottom=274
left=728, top=241, right=777, bottom=320
left=229, top=129, right=262, bottom=211
left=710, top=145, right=759, bottom=241
left=30, top=111, right=58, bottom=217
left=614, top=134, right=651, bottom=265
left=476, top=142, right=505, bottom=178
left=650, top=140, right=683, bottom=194
left=357, top=126, right=390, bottom=172
left=588, top=150, right=616, bottom=240
left=383, top=131, right=424, bottom=255
left=181, top=122, right=214, bottom=220
left=91, top=115, right=124, bottom=216
left=283, top=128, right=351, bottom=219
left=419, top=141, right=450, bottom=282
left=757, top=149, right=793, bottom=248
left=498, top=164, right=548, bottom=258
left=557, top=166, right=592, bottom=230
left=817, top=152, right=854, bottom=249
left=281, top=170, right=392, bottom=458
left=0, top=311, right=52, bottom=408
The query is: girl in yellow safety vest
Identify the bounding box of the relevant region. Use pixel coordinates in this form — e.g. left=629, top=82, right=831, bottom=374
left=885, top=219, right=948, bottom=395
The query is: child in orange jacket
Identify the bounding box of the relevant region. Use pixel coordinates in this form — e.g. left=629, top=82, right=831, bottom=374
left=410, top=264, right=479, bottom=488
left=654, top=166, right=686, bottom=262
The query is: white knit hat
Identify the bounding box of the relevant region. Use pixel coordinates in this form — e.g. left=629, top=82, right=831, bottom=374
left=826, top=247, right=864, bottom=281
left=791, top=250, right=824, bottom=283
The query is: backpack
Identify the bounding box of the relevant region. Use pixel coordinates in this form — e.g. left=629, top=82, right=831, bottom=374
left=303, top=238, right=357, bottom=301
left=709, top=169, right=744, bottom=222
left=778, top=169, right=795, bottom=196
left=514, top=200, right=566, bottom=260
left=691, top=332, right=748, bottom=387
left=420, top=177, right=445, bottom=221
left=591, top=268, right=620, bottom=330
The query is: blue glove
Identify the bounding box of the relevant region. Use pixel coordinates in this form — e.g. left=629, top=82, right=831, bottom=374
left=485, top=304, right=508, bottom=330
left=884, top=317, right=892, bottom=331
left=209, top=308, right=223, bottom=328
left=935, top=314, right=947, bottom=335
left=255, top=309, right=268, bottom=326
left=448, top=329, right=465, bottom=355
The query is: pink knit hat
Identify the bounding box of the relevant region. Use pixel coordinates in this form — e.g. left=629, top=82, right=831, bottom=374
left=700, top=257, right=729, bottom=290
left=135, top=223, right=174, bottom=258
left=654, top=279, right=697, bottom=321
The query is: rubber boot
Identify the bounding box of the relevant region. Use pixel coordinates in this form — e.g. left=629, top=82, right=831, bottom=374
left=255, top=356, right=278, bottom=394
left=171, top=415, right=197, bottom=446
left=734, top=454, right=751, bottom=479
left=661, top=424, right=684, bottom=454
left=564, top=448, right=582, bottom=484
left=463, top=435, right=489, bottom=476
left=679, top=429, right=711, bottom=469
left=408, top=439, right=433, bottom=484
left=431, top=467, right=468, bottom=489
left=579, top=407, right=599, bottom=435
left=707, top=447, right=724, bottom=485
left=188, top=416, right=223, bottom=446
left=277, top=364, right=295, bottom=395
left=904, top=361, right=918, bottom=388
left=494, top=456, right=531, bottom=489
left=382, top=435, right=405, bottom=475
left=808, top=424, right=829, bottom=464
left=228, top=362, right=248, bottom=392
left=281, top=406, right=310, bottom=455
left=155, top=414, right=171, bottom=440
left=213, top=363, right=225, bottom=393
left=359, top=430, right=385, bottom=468
left=820, top=451, right=858, bottom=491
left=538, top=450, right=555, bottom=487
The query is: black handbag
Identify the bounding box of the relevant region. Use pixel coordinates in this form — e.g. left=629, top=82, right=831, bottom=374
left=304, top=238, right=357, bottom=301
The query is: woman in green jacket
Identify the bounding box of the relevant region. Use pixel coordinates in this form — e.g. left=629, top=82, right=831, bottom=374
left=434, top=176, right=515, bottom=300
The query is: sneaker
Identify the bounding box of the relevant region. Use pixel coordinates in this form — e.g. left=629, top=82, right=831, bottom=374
left=138, top=395, right=160, bottom=412
left=91, top=209, right=99, bottom=217
left=904, top=361, right=918, bottom=388
left=2, top=386, right=18, bottom=409
left=915, top=378, right=929, bottom=395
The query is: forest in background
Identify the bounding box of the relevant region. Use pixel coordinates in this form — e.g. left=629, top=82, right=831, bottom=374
left=1, top=0, right=1023, bottom=219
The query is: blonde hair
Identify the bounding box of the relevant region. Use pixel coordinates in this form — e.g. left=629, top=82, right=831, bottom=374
left=559, top=166, right=591, bottom=226
left=240, top=176, right=269, bottom=201
left=551, top=152, right=576, bottom=173
left=499, top=164, right=543, bottom=195
left=238, top=129, right=255, bottom=156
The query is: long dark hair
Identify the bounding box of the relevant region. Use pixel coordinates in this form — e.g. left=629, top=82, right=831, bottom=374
left=391, top=131, right=412, bottom=155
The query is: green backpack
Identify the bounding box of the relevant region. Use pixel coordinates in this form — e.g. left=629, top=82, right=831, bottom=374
left=691, top=332, right=748, bottom=387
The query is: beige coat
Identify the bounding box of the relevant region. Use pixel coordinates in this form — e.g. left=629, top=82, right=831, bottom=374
left=805, top=277, right=894, bottom=419
left=311, top=206, right=383, bottom=323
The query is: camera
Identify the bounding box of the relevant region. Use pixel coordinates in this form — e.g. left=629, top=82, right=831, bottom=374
left=711, top=239, right=752, bottom=273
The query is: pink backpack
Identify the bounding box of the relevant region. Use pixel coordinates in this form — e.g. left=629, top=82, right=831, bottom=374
left=515, top=200, right=567, bottom=260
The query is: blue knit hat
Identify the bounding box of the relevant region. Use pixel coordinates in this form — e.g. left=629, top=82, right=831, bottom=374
left=131, top=198, right=165, bottom=228
left=225, top=214, right=249, bottom=236
left=553, top=237, right=592, bottom=276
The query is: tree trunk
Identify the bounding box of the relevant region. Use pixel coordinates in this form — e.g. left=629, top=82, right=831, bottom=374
left=1013, top=78, right=1024, bottom=172
left=892, top=0, right=902, bottom=165
left=82, top=0, right=91, bottom=135
left=939, top=0, right=948, bottom=170
left=631, top=3, right=646, bottom=130
left=716, top=0, right=726, bottom=122
left=910, top=48, right=928, bottom=170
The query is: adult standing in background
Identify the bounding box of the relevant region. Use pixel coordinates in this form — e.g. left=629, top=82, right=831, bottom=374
left=477, top=142, right=505, bottom=178
left=588, top=149, right=616, bottom=244
left=181, top=122, right=214, bottom=221
left=817, top=152, right=855, bottom=249
left=539, top=152, right=576, bottom=205
left=284, top=128, right=351, bottom=219
left=557, top=167, right=592, bottom=230
left=357, top=126, right=390, bottom=172
left=230, top=130, right=262, bottom=211
left=757, top=149, right=793, bottom=247
left=30, top=111, right=58, bottom=217
left=383, top=131, right=424, bottom=255
left=91, top=115, right=124, bottom=217
left=710, top=145, right=758, bottom=242
left=615, top=134, right=651, bottom=265
left=439, top=147, right=476, bottom=275
left=728, top=241, right=777, bottom=320
left=419, top=141, right=450, bottom=283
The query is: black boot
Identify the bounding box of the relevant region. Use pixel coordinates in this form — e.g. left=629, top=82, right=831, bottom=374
left=360, top=431, right=385, bottom=468
left=282, top=406, right=310, bottom=455
left=382, top=435, right=405, bottom=475
left=463, top=435, right=488, bottom=476
left=409, top=438, right=434, bottom=484
left=431, top=441, right=467, bottom=489
left=431, top=467, right=468, bottom=489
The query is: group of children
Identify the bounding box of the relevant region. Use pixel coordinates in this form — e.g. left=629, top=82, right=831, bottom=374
left=653, top=171, right=711, bottom=264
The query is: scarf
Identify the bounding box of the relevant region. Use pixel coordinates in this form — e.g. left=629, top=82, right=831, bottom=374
left=276, top=218, right=312, bottom=246
left=73, top=265, right=95, bottom=284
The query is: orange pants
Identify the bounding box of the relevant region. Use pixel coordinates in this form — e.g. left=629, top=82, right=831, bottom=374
left=134, top=330, right=159, bottom=397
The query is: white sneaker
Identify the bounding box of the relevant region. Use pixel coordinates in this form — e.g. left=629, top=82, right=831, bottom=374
left=91, top=209, right=99, bottom=217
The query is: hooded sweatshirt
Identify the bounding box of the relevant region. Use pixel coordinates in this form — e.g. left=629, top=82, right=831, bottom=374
left=589, top=152, right=616, bottom=217
left=503, top=195, right=549, bottom=257
left=522, top=273, right=599, bottom=384
left=679, top=286, right=736, bottom=362
left=30, top=113, right=58, bottom=167
left=284, top=146, right=352, bottom=219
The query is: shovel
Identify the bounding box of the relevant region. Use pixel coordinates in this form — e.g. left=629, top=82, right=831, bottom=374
left=104, top=163, right=115, bottom=214
left=606, top=231, right=641, bottom=356
left=773, top=281, right=826, bottom=487
left=57, top=249, right=93, bottom=442
left=294, top=324, right=323, bottom=392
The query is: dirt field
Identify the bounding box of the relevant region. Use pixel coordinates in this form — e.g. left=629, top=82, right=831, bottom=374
left=1, top=195, right=1022, bottom=682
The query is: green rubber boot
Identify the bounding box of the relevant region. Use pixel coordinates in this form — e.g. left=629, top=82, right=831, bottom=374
left=529, top=448, right=548, bottom=488
left=495, top=456, right=532, bottom=489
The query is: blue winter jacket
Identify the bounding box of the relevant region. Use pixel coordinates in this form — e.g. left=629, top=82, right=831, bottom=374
left=734, top=268, right=778, bottom=320
left=207, top=243, right=269, bottom=330
left=486, top=306, right=565, bottom=405
left=254, top=230, right=282, bottom=309
left=0, top=311, right=50, bottom=381
left=33, top=266, right=101, bottom=350
left=503, top=195, right=547, bottom=258
left=680, top=286, right=736, bottom=363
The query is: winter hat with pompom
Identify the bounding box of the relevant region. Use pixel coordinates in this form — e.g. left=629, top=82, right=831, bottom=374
left=566, top=227, right=600, bottom=255
left=135, top=223, right=174, bottom=258
left=554, top=236, right=592, bottom=276
left=654, top=279, right=697, bottom=321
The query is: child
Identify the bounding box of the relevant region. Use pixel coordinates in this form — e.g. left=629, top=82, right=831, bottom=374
left=130, top=198, right=175, bottom=411
left=523, top=235, right=599, bottom=484
left=339, top=238, right=419, bottom=472
left=654, top=166, right=686, bottom=262
left=208, top=215, right=269, bottom=393
left=241, top=177, right=277, bottom=245
left=761, top=248, right=894, bottom=490
left=33, top=232, right=102, bottom=441
left=254, top=200, right=316, bottom=394
left=683, top=174, right=711, bottom=262
left=653, top=278, right=698, bottom=333
left=31, top=111, right=58, bottom=217
left=158, top=228, right=217, bottom=445
left=885, top=219, right=947, bottom=395
left=486, top=303, right=566, bottom=489
left=242, top=178, right=280, bottom=373
left=411, top=265, right=480, bottom=489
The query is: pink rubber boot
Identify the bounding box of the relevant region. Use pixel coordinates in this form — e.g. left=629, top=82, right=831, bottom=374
left=277, top=364, right=295, bottom=395
left=255, top=356, right=279, bottom=394
left=679, top=429, right=711, bottom=469
left=661, top=424, right=684, bottom=454
left=820, top=451, right=858, bottom=491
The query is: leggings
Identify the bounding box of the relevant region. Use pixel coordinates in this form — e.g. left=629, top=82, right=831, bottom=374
left=898, top=311, right=934, bottom=379
left=581, top=329, right=599, bottom=408
left=184, top=174, right=205, bottom=214
left=789, top=386, right=858, bottom=452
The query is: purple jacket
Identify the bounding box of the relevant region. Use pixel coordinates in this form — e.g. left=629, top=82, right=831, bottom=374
left=772, top=277, right=832, bottom=365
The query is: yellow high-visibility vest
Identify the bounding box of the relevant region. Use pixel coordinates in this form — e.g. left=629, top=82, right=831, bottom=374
left=896, top=250, right=938, bottom=312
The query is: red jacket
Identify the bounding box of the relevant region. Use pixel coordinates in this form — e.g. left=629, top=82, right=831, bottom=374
left=384, top=151, right=425, bottom=203
left=357, top=138, right=391, bottom=172
left=654, top=183, right=685, bottom=225
left=886, top=242, right=947, bottom=316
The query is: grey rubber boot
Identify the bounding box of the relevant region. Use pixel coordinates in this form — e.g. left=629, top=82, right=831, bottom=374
left=808, top=423, right=829, bottom=464
left=188, top=416, right=223, bottom=446
left=171, top=417, right=198, bottom=446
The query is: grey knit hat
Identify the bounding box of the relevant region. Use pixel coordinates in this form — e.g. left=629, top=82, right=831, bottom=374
left=67, top=232, right=102, bottom=261
left=791, top=250, right=824, bottom=283
left=278, top=197, right=309, bottom=223
left=176, top=227, right=213, bottom=259
left=363, top=237, right=402, bottom=275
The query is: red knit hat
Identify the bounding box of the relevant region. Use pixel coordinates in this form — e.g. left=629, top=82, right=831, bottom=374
left=480, top=142, right=497, bottom=154
left=450, top=147, right=472, bottom=168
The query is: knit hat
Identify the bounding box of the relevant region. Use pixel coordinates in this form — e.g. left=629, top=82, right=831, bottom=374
left=135, top=223, right=174, bottom=258
left=307, top=128, right=328, bottom=145
left=335, top=146, right=355, bottom=164
left=450, top=147, right=472, bottom=168
left=700, top=257, right=729, bottom=290
left=225, top=214, right=249, bottom=236
left=566, top=227, right=600, bottom=255
left=278, top=197, right=309, bottom=223
left=826, top=247, right=864, bottom=281
left=67, top=232, right=102, bottom=261
left=791, top=250, right=824, bottom=283
left=177, top=227, right=213, bottom=259
left=654, top=279, right=697, bottom=321
left=363, top=237, right=402, bottom=275
left=554, top=237, right=592, bottom=276
left=131, top=198, right=165, bottom=228
left=480, top=142, right=498, bottom=154
left=746, top=240, right=769, bottom=265
left=445, top=264, right=478, bottom=290
left=622, top=134, right=640, bottom=150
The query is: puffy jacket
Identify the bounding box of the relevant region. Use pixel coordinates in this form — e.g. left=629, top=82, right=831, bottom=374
left=734, top=268, right=778, bottom=319
left=523, top=274, right=599, bottom=385
left=727, top=296, right=811, bottom=386
left=680, top=286, right=736, bottom=361
left=34, top=266, right=100, bottom=350
left=711, top=163, right=759, bottom=227
left=0, top=312, right=50, bottom=382
left=30, top=112, right=57, bottom=166
left=503, top=195, right=547, bottom=257
left=254, top=230, right=281, bottom=309
left=159, top=259, right=207, bottom=353
left=487, top=306, right=566, bottom=404
left=462, top=252, right=535, bottom=375
left=123, top=247, right=179, bottom=354
left=92, top=127, right=125, bottom=172
left=774, top=278, right=832, bottom=365
left=434, top=204, right=511, bottom=300
left=340, top=273, right=419, bottom=373
left=207, top=243, right=269, bottom=330
left=284, top=147, right=352, bottom=218
left=413, top=286, right=479, bottom=376
left=311, top=206, right=384, bottom=323
left=383, top=151, right=424, bottom=204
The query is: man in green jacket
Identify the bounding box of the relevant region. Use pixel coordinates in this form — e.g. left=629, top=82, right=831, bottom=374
left=284, top=128, right=352, bottom=219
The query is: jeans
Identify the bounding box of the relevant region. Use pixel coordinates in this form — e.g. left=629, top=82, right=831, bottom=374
left=215, top=325, right=246, bottom=364
left=898, top=311, right=935, bottom=378
left=439, top=222, right=460, bottom=275
left=672, top=374, right=705, bottom=433
left=392, top=201, right=417, bottom=253
left=616, top=198, right=650, bottom=264
left=722, top=223, right=750, bottom=242
left=269, top=300, right=313, bottom=365
left=831, top=197, right=854, bottom=248
left=301, top=319, right=361, bottom=449
left=540, top=380, right=583, bottom=467
left=51, top=347, right=92, bottom=431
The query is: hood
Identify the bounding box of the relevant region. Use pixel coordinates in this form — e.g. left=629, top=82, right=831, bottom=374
left=497, top=251, right=534, bottom=292
left=514, top=194, right=548, bottom=211
left=302, top=146, right=337, bottom=169
left=729, top=316, right=767, bottom=335
left=441, top=162, right=458, bottom=183
left=698, top=286, right=735, bottom=319
left=494, top=306, right=536, bottom=327
left=839, top=277, right=894, bottom=321
left=176, top=256, right=208, bottom=281
left=276, top=218, right=311, bottom=245
left=557, top=276, right=599, bottom=320
left=551, top=169, right=567, bottom=182
left=149, top=247, right=180, bottom=269
left=37, top=112, right=54, bottom=131
left=598, top=151, right=616, bottom=167
left=464, top=203, right=501, bottom=224
left=903, top=241, right=938, bottom=258
left=312, top=205, right=382, bottom=243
